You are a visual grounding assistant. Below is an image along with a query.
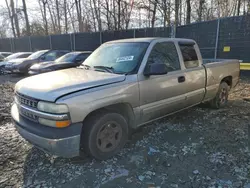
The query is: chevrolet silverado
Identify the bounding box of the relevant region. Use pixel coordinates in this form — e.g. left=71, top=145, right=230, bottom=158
left=11, top=38, right=240, bottom=160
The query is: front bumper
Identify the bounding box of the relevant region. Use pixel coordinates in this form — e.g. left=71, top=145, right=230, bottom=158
left=5, top=66, right=20, bottom=73
left=11, top=104, right=81, bottom=158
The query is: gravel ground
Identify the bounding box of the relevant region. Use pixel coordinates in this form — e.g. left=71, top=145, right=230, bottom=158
left=1, top=75, right=250, bottom=188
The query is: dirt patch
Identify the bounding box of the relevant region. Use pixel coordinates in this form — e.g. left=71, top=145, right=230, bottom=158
left=0, top=82, right=15, bottom=124
left=0, top=77, right=250, bottom=188
left=0, top=74, right=26, bottom=85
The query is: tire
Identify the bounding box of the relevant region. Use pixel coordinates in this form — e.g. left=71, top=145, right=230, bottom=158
left=209, top=81, right=229, bottom=109
left=80, top=112, right=128, bottom=160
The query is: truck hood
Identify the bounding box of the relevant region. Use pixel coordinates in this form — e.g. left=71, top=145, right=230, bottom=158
left=15, top=68, right=126, bottom=101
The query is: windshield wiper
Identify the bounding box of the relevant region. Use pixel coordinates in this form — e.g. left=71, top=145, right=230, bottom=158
left=93, top=66, right=114, bottom=73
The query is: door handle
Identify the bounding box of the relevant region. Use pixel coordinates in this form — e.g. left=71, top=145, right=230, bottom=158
left=178, top=76, right=185, bottom=83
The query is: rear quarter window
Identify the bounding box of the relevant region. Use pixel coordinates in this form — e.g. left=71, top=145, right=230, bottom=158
left=179, top=45, right=199, bottom=68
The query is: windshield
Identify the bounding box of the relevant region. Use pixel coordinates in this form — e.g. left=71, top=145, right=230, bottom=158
left=28, top=50, right=48, bottom=59
left=83, top=42, right=149, bottom=74
left=55, top=53, right=78, bottom=63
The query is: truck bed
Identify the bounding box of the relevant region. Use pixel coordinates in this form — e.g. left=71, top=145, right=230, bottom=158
left=202, top=59, right=240, bottom=101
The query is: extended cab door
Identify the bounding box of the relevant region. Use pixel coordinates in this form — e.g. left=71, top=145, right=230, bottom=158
left=138, top=41, right=188, bottom=123
left=177, top=42, right=206, bottom=107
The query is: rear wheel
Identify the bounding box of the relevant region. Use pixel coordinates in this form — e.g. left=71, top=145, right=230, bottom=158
left=209, top=81, right=229, bottom=109
left=80, top=112, right=128, bottom=160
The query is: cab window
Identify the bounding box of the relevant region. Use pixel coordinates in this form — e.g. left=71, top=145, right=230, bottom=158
left=179, top=44, right=199, bottom=68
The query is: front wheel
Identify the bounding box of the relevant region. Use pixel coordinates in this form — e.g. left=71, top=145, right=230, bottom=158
left=80, top=112, right=128, bottom=160
left=209, top=81, right=229, bottom=109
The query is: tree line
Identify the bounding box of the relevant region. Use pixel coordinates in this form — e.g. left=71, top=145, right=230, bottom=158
left=0, top=0, right=248, bottom=38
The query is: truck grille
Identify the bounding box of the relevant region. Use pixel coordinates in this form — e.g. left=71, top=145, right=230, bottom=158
left=16, top=92, right=38, bottom=109
left=19, top=107, right=38, bottom=122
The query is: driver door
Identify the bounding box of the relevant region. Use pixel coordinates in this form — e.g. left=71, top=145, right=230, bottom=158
left=139, top=41, right=187, bottom=123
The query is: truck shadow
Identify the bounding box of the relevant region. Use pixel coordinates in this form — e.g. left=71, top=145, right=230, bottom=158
left=0, top=73, right=27, bottom=84
left=22, top=147, right=93, bottom=187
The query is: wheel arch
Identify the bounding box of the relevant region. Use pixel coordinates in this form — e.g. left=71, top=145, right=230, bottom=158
left=81, top=102, right=136, bottom=133
left=221, top=76, right=232, bottom=88
left=79, top=103, right=135, bottom=158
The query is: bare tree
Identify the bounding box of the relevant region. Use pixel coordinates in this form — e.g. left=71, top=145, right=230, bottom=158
left=10, top=0, right=20, bottom=37
left=75, top=0, right=84, bottom=32
left=64, top=0, right=68, bottom=33
left=151, top=0, right=158, bottom=28
left=38, top=0, right=49, bottom=35
left=55, top=0, right=61, bottom=33
left=92, top=0, right=102, bottom=31
left=186, top=0, right=191, bottom=24
left=159, top=0, right=168, bottom=28
left=198, top=0, right=205, bottom=22
left=103, top=0, right=111, bottom=30
left=118, top=0, right=121, bottom=29
left=125, top=0, right=134, bottom=29
left=247, top=0, right=250, bottom=14
left=67, top=1, right=76, bottom=32
left=47, top=0, right=57, bottom=33
left=237, top=0, right=241, bottom=15
left=22, top=0, right=30, bottom=36
left=89, top=0, right=97, bottom=31
left=175, top=0, right=180, bottom=26
left=179, top=0, right=182, bottom=25
left=112, top=0, right=118, bottom=29
left=5, top=0, right=16, bottom=37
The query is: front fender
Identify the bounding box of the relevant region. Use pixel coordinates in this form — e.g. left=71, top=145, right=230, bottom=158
left=56, top=79, right=140, bottom=123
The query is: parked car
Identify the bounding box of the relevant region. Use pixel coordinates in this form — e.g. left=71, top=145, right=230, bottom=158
left=5, top=49, right=69, bottom=74
left=28, top=51, right=92, bottom=75
left=11, top=38, right=240, bottom=160
left=0, top=52, right=32, bottom=74
left=0, top=52, right=12, bottom=61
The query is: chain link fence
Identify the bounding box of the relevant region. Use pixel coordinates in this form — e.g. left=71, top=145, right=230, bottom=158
left=0, top=15, right=250, bottom=62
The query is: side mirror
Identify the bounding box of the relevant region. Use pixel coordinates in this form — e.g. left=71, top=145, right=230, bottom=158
left=144, top=63, right=168, bottom=76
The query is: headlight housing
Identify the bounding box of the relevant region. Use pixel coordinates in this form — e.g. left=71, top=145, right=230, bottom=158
left=37, top=101, right=69, bottom=114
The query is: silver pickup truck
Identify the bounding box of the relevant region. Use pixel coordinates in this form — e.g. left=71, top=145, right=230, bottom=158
left=11, top=38, right=240, bottom=160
